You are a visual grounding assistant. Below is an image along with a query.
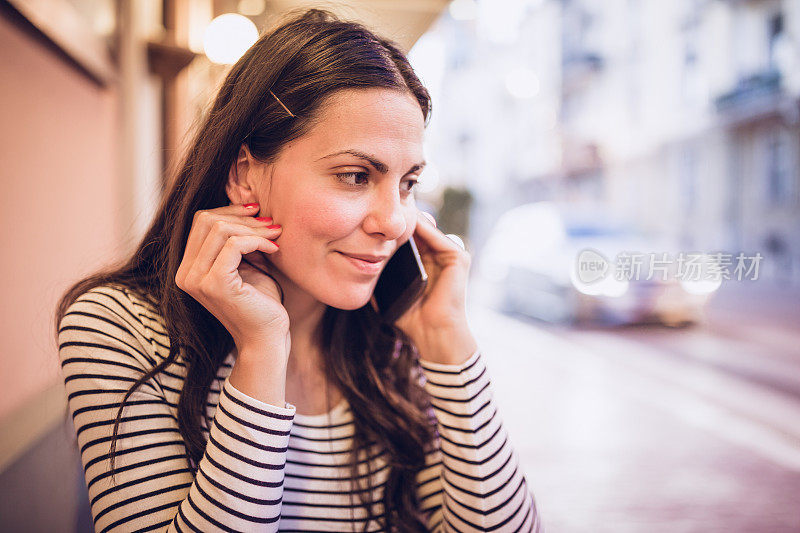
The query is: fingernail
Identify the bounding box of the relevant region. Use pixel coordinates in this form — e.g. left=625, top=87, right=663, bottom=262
left=243, top=203, right=259, bottom=209
left=266, top=224, right=281, bottom=229
left=255, top=216, right=273, bottom=222
left=421, top=211, right=437, bottom=227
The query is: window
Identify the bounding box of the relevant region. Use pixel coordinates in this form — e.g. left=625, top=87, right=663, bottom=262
left=765, top=129, right=795, bottom=206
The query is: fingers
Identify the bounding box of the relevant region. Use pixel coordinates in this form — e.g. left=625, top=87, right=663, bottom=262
left=177, top=203, right=280, bottom=291
left=413, top=209, right=465, bottom=255
left=190, top=221, right=281, bottom=283
left=207, top=234, right=278, bottom=286
left=420, top=211, right=437, bottom=227
left=183, top=204, right=270, bottom=267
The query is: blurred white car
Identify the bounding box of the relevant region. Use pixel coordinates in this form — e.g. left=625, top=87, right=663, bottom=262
left=477, top=202, right=718, bottom=326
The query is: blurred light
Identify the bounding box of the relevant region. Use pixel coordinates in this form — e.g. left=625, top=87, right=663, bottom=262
left=600, top=277, right=629, bottom=297
left=237, top=0, right=265, bottom=16
left=505, top=68, right=540, bottom=99
left=570, top=269, right=630, bottom=297
left=203, top=14, right=259, bottom=65
left=679, top=253, right=723, bottom=295
left=449, top=0, right=478, bottom=21
left=417, top=163, right=441, bottom=194
left=680, top=278, right=721, bottom=295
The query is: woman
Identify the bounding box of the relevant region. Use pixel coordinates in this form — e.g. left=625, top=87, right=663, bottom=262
left=56, top=8, right=542, bottom=532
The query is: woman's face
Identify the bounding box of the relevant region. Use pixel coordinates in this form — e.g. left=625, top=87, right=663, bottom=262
left=231, top=87, right=426, bottom=311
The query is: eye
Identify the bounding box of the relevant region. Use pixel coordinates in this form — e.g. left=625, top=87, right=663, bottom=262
left=335, top=171, right=419, bottom=196
left=403, top=179, right=420, bottom=192
left=336, top=171, right=370, bottom=187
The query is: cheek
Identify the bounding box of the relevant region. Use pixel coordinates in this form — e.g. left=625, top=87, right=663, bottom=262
left=286, top=194, right=363, bottom=244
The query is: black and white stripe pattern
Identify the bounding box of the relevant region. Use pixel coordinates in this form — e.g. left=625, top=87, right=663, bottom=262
left=58, top=285, right=542, bottom=531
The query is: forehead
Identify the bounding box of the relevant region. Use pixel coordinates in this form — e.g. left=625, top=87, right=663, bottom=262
left=289, top=88, right=426, bottom=160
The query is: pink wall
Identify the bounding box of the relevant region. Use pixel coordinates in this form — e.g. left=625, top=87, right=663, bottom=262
left=0, top=13, right=122, bottom=420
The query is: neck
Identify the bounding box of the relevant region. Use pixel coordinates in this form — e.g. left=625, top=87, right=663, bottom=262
left=272, top=268, right=328, bottom=380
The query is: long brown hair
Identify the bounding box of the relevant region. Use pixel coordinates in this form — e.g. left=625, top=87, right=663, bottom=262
left=55, top=8, right=437, bottom=531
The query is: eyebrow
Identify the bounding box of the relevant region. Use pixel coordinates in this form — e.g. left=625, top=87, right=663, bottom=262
left=316, top=149, right=426, bottom=175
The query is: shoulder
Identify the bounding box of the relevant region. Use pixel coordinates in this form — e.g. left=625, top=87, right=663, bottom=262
left=63, top=283, right=163, bottom=332
left=59, top=283, right=169, bottom=370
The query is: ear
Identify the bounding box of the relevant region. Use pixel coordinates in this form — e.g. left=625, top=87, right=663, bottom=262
left=226, top=144, right=261, bottom=205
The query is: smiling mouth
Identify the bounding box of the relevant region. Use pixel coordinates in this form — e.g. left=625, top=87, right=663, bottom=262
left=338, top=252, right=390, bottom=263
left=336, top=252, right=386, bottom=274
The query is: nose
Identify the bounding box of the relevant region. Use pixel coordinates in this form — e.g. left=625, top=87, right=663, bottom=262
left=362, top=183, right=408, bottom=241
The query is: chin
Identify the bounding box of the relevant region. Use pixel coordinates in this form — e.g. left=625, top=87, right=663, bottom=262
left=318, top=285, right=376, bottom=311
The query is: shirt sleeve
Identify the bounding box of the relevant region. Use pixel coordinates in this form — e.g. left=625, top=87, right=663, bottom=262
left=58, top=287, right=296, bottom=532
left=414, top=349, right=544, bottom=532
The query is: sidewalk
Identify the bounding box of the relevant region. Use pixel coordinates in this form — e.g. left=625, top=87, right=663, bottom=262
left=466, top=304, right=800, bottom=533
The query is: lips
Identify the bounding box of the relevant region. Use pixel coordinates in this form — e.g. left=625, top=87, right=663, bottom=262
left=339, top=252, right=390, bottom=263
left=336, top=252, right=388, bottom=275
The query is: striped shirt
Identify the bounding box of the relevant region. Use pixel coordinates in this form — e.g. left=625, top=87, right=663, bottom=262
left=58, top=284, right=542, bottom=532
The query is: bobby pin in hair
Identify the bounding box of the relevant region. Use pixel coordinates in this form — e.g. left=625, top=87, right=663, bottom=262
left=269, top=90, right=296, bottom=118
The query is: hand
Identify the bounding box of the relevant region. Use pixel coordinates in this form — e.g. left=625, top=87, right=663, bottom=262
left=174, top=203, right=289, bottom=354
left=394, top=209, right=478, bottom=364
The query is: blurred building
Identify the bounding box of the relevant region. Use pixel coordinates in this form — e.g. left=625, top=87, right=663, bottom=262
left=422, top=0, right=800, bottom=286
left=559, top=0, right=800, bottom=286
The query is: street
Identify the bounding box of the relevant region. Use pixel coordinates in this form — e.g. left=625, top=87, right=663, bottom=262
left=467, top=282, right=800, bottom=532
